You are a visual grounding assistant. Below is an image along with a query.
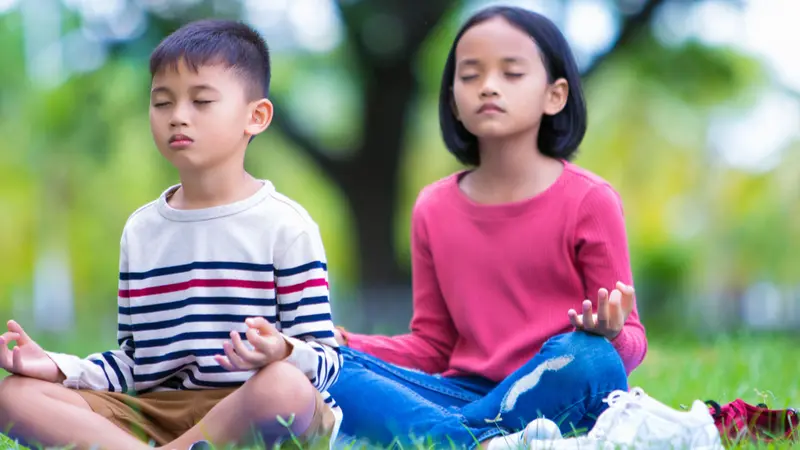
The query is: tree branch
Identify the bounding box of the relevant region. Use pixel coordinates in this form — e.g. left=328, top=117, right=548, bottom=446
left=581, top=0, right=668, bottom=79
left=269, top=95, right=343, bottom=182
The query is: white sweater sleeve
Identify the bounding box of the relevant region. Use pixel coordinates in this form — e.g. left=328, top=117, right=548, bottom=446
left=46, top=234, right=135, bottom=392
left=275, top=227, right=342, bottom=393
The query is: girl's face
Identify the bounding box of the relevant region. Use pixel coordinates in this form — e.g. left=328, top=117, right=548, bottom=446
left=452, top=17, right=568, bottom=142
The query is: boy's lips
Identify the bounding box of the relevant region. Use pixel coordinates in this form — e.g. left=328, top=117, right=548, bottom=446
left=169, top=134, right=194, bottom=149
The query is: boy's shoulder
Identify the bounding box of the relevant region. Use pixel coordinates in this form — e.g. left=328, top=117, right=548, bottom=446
left=257, top=183, right=319, bottom=232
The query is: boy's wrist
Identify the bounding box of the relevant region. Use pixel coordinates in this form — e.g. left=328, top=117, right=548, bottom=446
left=335, top=326, right=349, bottom=346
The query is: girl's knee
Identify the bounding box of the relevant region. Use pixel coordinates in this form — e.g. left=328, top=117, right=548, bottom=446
left=539, top=332, right=625, bottom=380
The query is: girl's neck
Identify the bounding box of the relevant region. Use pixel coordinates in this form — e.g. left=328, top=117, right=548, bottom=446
left=465, top=132, right=564, bottom=204
left=170, top=157, right=262, bottom=210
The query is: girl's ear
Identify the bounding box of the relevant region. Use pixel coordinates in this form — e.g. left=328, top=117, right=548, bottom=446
left=245, top=98, right=273, bottom=136
left=543, top=78, right=569, bottom=116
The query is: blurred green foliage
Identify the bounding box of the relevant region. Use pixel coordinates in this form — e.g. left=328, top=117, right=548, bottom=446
left=0, top=1, right=798, bottom=336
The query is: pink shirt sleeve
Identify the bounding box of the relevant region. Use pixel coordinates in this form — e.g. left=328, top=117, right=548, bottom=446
left=573, top=184, right=648, bottom=374
left=345, top=198, right=457, bottom=373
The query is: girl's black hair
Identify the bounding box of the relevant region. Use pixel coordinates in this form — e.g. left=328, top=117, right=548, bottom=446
left=439, top=6, right=587, bottom=166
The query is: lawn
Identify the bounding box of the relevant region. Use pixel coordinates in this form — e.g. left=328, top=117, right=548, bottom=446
left=1, top=332, right=798, bottom=449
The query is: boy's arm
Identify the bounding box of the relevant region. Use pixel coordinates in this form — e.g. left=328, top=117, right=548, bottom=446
left=342, top=199, right=457, bottom=374
left=574, top=183, right=648, bottom=375
left=275, top=226, right=341, bottom=393
left=46, top=234, right=135, bottom=392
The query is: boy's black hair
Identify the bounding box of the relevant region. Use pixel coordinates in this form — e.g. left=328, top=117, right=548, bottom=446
left=150, top=19, right=271, bottom=100
left=439, top=6, right=587, bottom=166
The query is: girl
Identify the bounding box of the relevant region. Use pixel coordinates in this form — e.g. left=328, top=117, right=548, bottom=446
left=329, top=6, right=647, bottom=449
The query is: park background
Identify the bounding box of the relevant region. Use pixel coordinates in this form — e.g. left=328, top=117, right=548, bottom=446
left=0, top=0, right=798, bottom=424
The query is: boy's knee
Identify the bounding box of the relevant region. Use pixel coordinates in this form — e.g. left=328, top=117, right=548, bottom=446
left=0, top=375, right=37, bottom=403
left=0, top=375, right=39, bottom=421
left=244, top=362, right=316, bottom=417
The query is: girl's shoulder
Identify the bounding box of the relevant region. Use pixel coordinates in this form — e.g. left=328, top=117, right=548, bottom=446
left=414, top=171, right=464, bottom=210
left=563, top=162, right=614, bottom=190
left=562, top=162, right=625, bottom=214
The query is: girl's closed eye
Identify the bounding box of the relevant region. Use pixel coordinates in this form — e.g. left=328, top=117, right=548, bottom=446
left=194, top=100, right=213, bottom=105
left=460, top=74, right=479, bottom=82
left=153, top=101, right=171, bottom=108
left=506, top=72, right=524, bottom=79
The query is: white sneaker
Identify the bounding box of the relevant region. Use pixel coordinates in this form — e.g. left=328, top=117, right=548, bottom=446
left=586, top=387, right=724, bottom=449
left=527, top=388, right=723, bottom=450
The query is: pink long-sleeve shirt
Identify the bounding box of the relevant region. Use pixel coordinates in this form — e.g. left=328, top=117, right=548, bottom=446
left=346, top=162, right=647, bottom=381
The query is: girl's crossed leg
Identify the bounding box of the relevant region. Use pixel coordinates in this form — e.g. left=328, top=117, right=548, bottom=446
left=329, top=331, right=628, bottom=449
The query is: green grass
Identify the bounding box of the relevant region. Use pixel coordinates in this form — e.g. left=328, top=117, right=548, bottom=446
left=1, top=333, right=798, bottom=449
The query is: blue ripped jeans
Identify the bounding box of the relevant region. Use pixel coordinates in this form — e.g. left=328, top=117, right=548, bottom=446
left=328, top=331, right=628, bottom=449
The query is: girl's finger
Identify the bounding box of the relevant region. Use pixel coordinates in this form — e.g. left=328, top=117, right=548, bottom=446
left=581, top=300, right=594, bottom=329
left=607, top=290, right=624, bottom=331
left=568, top=309, right=583, bottom=328
left=596, top=289, right=610, bottom=327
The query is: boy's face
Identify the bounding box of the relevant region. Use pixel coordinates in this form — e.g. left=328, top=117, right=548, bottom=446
left=149, top=60, right=271, bottom=172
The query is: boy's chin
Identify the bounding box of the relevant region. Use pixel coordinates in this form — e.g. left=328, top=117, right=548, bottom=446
left=160, top=149, right=214, bottom=172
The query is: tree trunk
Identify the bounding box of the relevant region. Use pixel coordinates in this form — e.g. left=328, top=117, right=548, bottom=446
left=337, top=63, right=417, bottom=332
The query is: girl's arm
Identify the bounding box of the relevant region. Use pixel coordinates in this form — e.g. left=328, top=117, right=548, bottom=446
left=574, top=183, right=648, bottom=374
left=343, top=198, right=457, bottom=374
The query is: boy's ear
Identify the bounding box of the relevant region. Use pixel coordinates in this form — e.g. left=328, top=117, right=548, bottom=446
left=245, top=98, right=273, bottom=137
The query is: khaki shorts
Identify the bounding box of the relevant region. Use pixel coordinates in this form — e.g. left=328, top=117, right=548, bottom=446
left=76, top=387, right=336, bottom=447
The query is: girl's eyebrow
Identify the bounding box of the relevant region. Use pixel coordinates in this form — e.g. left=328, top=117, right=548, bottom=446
left=458, top=57, right=525, bottom=67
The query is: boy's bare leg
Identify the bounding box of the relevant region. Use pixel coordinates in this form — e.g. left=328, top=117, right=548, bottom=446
left=0, top=375, right=151, bottom=450
left=161, top=361, right=319, bottom=450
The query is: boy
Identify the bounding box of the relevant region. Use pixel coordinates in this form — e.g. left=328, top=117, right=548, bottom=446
left=0, top=19, right=342, bottom=450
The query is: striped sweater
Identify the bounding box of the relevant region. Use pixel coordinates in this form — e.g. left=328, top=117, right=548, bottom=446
left=47, top=180, right=342, bottom=413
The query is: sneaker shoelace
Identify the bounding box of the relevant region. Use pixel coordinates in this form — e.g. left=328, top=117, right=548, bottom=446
left=589, top=388, right=647, bottom=441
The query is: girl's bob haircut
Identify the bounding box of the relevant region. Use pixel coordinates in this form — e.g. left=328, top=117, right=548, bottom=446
left=439, top=6, right=587, bottom=166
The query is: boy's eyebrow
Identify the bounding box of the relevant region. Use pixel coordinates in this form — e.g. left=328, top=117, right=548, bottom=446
left=150, top=84, right=220, bottom=95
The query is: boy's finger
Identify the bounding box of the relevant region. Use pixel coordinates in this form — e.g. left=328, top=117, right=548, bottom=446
left=230, top=331, right=259, bottom=364
left=245, top=329, right=272, bottom=356
left=223, top=341, right=249, bottom=370
left=0, top=332, right=20, bottom=344
left=0, top=339, right=10, bottom=370
left=245, top=317, right=276, bottom=335
left=582, top=300, right=594, bottom=329
left=7, top=321, right=30, bottom=344
left=12, top=347, right=23, bottom=373
left=215, top=355, right=237, bottom=372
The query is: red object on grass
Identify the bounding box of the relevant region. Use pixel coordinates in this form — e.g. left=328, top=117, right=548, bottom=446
left=707, top=399, right=798, bottom=445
